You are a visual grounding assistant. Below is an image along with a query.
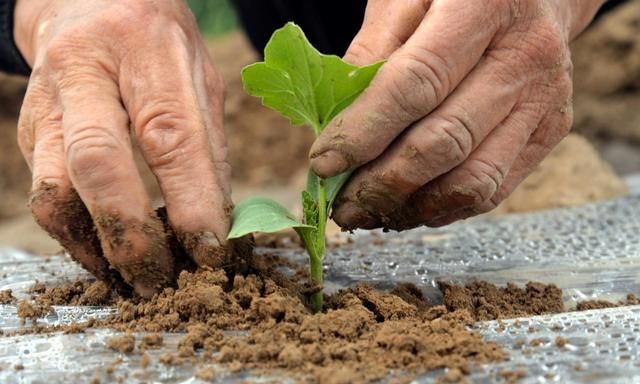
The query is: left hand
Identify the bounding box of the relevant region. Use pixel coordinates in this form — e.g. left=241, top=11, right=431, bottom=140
left=309, top=0, right=605, bottom=230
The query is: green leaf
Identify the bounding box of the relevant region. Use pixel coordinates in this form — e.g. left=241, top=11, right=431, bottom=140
left=228, top=197, right=313, bottom=239
left=241, top=22, right=384, bottom=134
left=306, top=170, right=353, bottom=215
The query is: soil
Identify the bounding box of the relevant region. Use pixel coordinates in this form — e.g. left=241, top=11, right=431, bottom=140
left=576, top=294, right=640, bottom=311
left=10, top=249, right=611, bottom=383
left=0, top=290, right=15, bottom=304
left=16, top=300, right=51, bottom=322
left=106, top=334, right=136, bottom=354
left=572, top=1, right=640, bottom=144
left=494, top=134, right=627, bottom=214
left=439, top=281, right=564, bottom=321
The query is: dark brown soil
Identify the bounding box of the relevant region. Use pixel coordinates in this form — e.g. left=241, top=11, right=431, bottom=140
left=439, top=281, right=564, bottom=321
left=576, top=294, right=640, bottom=311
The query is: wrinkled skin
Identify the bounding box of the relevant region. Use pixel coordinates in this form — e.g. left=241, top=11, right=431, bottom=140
left=310, top=0, right=606, bottom=230
left=14, top=0, right=231, bottom=297
left=13, top=0, right=606, bottom=293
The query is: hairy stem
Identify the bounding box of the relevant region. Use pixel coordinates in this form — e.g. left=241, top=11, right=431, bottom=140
left=309, top=178, right=327, bottom=312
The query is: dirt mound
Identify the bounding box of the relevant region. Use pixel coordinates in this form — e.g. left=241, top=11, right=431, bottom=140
left=494, top=134, right=627, bottom=214
left=10, top=253, right=581, bottom=383
left=572, top=1, right=640, bottom=143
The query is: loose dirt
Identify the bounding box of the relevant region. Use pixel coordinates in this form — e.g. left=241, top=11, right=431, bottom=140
left=439, top=281, right=564, bottom=321
left=6, top=248, right=583, bottom=384
left=6, top=261, right=640, bottom=382
left=0, top=290, right=15, bottom=304
left=576, top=294, right=640, bottom=311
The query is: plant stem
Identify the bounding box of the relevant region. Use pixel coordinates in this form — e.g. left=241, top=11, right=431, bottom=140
left=310, top=178, right=327, bottom=312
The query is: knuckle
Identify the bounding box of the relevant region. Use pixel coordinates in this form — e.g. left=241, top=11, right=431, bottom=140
left=523, top=23, right=568, bottom=65
left=431, top=115, right=474, bottom=163
left=66, top=127, right=122, bottom=188
left=135, top=106, right=199, bottom=170
left=345, top=39, right=379, bottom=64
left=384, top=49, right=449, bottom=120
left=43, top=38, right=73, bottom=68
left=458, top=158, right=507, bottom=204
left=43, top=35, right=90, bottom=72
left=93, top=2, right=166, bottom=35
left=17, top=118, right=33, bottom=156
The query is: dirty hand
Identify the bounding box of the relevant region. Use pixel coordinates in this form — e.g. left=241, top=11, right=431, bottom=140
left=14, top=0, right=231, bottom=296
left=310, top=0, right=605, bottom=230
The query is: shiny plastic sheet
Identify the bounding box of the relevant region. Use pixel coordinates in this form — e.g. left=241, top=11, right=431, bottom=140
left=1, top=178, right=640, bottom=383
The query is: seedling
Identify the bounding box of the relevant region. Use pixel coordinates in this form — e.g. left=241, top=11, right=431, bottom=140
left=227, top=23, right=383, bottom=312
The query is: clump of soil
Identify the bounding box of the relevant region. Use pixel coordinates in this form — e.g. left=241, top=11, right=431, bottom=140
left=494, top=134, right=626, bottom=214
left=0, top=289, right=15, bottom=304
left=29, top=279, right=114, bottom=307
left=439, top=281, right=564, bottom=321
left=555, top=336, right=567, bottom=348
left=576, top=294, right=640, bottom=311
left=106, top=333, right=136, bottom=354
left=16, top=300, right=51, bottom=322
left=139, top=333, right=163, bottom=351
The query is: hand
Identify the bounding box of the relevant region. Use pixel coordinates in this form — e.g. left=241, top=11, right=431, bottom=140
left=14, top=0, right=232, bottom=296
left=309, top=0, right=606, bottom=230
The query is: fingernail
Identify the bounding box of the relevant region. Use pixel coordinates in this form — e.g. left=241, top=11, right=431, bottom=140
left=310, top=150, right=349, bottom=178
left=186, top=231, right=231, bottom=268
left=333, top=201, right=379, bottom=229
left=199, top=232, right=222, bottom=248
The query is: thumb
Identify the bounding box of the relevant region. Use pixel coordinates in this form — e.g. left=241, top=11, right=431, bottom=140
left=343, top=0, right=430, bottom=65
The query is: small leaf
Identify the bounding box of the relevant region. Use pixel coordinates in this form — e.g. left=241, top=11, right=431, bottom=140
left=228, top=197, right=313, bottom=239
left=241, top=22, right=384, bottom=134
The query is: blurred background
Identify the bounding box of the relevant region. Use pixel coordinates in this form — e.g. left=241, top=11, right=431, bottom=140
left=0, top=0, right=638, bottom=253
left=187, top=0, right=238, bottom=36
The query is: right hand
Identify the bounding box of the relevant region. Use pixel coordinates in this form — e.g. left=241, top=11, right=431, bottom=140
left=14, top=0, right=232, bottom=297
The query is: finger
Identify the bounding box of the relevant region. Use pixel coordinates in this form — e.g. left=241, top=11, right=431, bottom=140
left=120, top=39, right=233, bottom=268
left=343, top=0, right=429, bottom=65
left=310, top=0, right=507, bottom=177
left=393, top=105, right=541, bottom=229
left=19, top=75, right=114, bottom=282
left=331, top=50, right=528, bottom=229
left=426, top=106, right=573, bottom=227
left=31, top=127, right=116, bottom=282
left=59, top=70, right=173, bottom=297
